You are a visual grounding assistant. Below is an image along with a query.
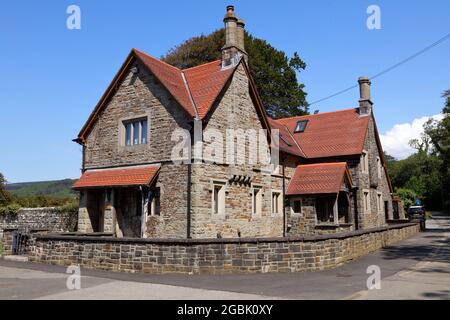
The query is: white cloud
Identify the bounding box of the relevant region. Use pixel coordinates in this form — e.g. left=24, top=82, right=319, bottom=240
left=380, top=114, right=444, bottom=160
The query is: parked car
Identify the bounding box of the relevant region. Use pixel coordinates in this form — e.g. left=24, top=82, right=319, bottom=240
left=407, top=206, right=426, bottom=230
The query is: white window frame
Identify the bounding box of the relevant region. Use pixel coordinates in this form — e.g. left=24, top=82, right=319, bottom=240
left=211, top=180, right=226, bottom=216
left=363, top=189, right=371, bottom=213
left=376, top=156, right=382, bottom=179
left=149, top=188, right=161, bottom=217
left=377, top=192, right=383, bottom=213
left=361, top=150, right=369, bottom=174
left=251, top=184, right=263, bottom=217
left=123, top=117, right=148, bottom=147
left=271, top=190, right=283, bottom=216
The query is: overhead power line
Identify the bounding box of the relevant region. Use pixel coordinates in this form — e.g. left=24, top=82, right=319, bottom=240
left=309, top=33, right=450, bottom=106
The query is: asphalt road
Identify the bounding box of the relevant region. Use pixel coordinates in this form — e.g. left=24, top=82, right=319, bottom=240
left=1, top=212, right=449, bottom=300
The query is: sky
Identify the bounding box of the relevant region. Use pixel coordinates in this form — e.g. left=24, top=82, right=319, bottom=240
left=0, top=0, right=449, bottom=183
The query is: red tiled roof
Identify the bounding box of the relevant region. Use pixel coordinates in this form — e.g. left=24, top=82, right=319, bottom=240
left=73, top=165, right=160, bottom=189
left=134, top=49, right=236, bottom=120
left=183, top=60, right=235, bottom=119
left=134, top=49, right=196, bottom=117
left=274, top=109, right=370, bottom=158
left=287, top=162, right=352, bottom=195
left=268, top=117, right=305, bottom=157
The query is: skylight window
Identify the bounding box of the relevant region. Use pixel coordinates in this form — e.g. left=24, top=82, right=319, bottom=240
left=294, top=120, right=308, bottom=133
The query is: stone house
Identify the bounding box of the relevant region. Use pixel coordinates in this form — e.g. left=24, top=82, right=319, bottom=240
left=72, top=6, right=400, bottom=240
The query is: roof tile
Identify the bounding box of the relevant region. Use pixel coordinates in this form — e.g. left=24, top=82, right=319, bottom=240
left=274, top=109, right=370, bottom=158
left=287, top=162, right=351, bottom=195
left=73, top=165, right=160, bottom=189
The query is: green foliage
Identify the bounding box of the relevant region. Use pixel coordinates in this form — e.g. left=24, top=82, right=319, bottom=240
left=395, top=188, right=417, bottom=210
left=386, top=92, right=450, bottom=210
left=6, top=179, right=77, bottom=199
left=422, top=90, right=450, bottom=209
left=163, top=29, right=309, bottom=118
left=0, top=203, right=21, bottom=215
left=0, top=173, right=12, bottom=206
left=56, top=200, right=79, bottom=215
left=0, top=241, right=3, bottom=256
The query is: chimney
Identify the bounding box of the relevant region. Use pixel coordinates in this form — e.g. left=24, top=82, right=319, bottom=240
left=358, top=76, right=372, bottom=116
left=222, top=5, right=247, bottom=68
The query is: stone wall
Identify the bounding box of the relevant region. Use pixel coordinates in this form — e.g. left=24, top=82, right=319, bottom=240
left=287, top=196, right=354, bottom=236
left=190, top=64, right=284, bottom=238
left=357, top=116, right=392, bottom=229
left=23, top=223, right=419, bottom=274
left=0, top=208, right=77, bottom=239
left=83, top=59, right=192, bottom=169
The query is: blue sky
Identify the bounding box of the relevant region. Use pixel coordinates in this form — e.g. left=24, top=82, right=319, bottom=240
left=0, top=0, right=449, bottom=183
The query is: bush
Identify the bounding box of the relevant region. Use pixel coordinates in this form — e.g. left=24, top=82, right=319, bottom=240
left=56, top=201, right=79, bottom=215
left=0, top=241, right=3, bottom=256
left=0, top=203, right=21, bottom=215
left=396, top=188, right=418, bottom=210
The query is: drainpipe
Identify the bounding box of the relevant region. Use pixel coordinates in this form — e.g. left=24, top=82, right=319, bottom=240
left=353, top=186, right=359, bottom=230
left=187, top=163, right=192, bottom=239
left=282, top=157, right=286, bottom=237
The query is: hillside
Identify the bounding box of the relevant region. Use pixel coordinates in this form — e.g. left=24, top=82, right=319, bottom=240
left=6, top=179, right=78, bottom=198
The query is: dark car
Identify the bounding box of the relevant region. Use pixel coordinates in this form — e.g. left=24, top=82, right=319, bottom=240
left=407, top=206, right=426, bottom=230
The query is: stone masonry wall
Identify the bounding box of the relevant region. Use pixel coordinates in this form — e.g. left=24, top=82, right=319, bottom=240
left=191, top=64, right=284, bottom=238
left=83, top=59, right=192, bottom=169
left=24, top=223, right=419, bottom=274
left=0, top=208, right=76, bottom=239
left=357, top=116, right=392, bottom=229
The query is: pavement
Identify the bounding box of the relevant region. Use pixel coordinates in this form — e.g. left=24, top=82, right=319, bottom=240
left=1, top=212, right=449, bottom=300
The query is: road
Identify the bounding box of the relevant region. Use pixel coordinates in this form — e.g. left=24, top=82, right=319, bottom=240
left=1, top=212, right=449, bottom=300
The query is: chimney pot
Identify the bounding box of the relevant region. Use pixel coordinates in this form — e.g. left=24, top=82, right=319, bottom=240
left=358, top=76, right=372, bottom=116
left=222, top=5, right=248, bottom=68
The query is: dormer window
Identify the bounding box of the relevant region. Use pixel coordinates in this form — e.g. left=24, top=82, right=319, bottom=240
left=294, top=120, right=308, bottom=133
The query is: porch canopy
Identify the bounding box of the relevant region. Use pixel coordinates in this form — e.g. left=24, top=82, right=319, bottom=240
left=287, top=162, right=352, bottom=195
left=73, top=165, right=160, bottom=190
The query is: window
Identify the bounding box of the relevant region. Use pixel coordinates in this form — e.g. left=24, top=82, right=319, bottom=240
left=361, top=150, right=369, bottom=174
left=212, top=182, right=226, bottom=215
left=376, top=156, right=382, bottom=179
left=148, top=188, right=160, bottom=216
left=377, top=192, right=383, bottom=213
left=272, top=191, right=282, bottom=215
left=316, top=196, right=336, bottom=223
left=294, top=120, right=308, bottom=133
left=363, top=190, right=371, bottom=213
left=124, top=118, right=148, bottom=146
left=252, top=186, right=262, bottom=216
left=292, top=199, right=302, bottom=215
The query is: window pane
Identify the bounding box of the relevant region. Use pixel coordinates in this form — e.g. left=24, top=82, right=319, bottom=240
left=125, top=123, right=132, bottom=146
left=214, top=186, right=219, bottom=214
left=133, top=122, right=140, bottom=145
left=141, top=120, right=148, bottom=144
left=294, top=200, right=301, bottom=213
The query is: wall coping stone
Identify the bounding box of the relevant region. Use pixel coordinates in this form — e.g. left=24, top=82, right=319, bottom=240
left=33, top=223, right=418, bottom=245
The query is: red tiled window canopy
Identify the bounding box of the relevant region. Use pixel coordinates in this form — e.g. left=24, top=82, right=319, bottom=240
left=73, top=165, right=160, bottom=189
left=287, top=163, right=353, bottom=195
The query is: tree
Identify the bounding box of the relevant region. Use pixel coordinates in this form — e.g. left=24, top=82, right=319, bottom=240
left=396, top=188, right=418, bottom=210
left=163, top=29, right=309, bottom=118
left=0, top=173, right=11, bottom=206
left=422, top=90, right=450, bottom=209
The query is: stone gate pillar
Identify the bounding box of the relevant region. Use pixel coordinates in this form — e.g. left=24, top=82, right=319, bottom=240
left=103, top=189, right=115, bottom=234
left=77, top=191, right=93, bottom=233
